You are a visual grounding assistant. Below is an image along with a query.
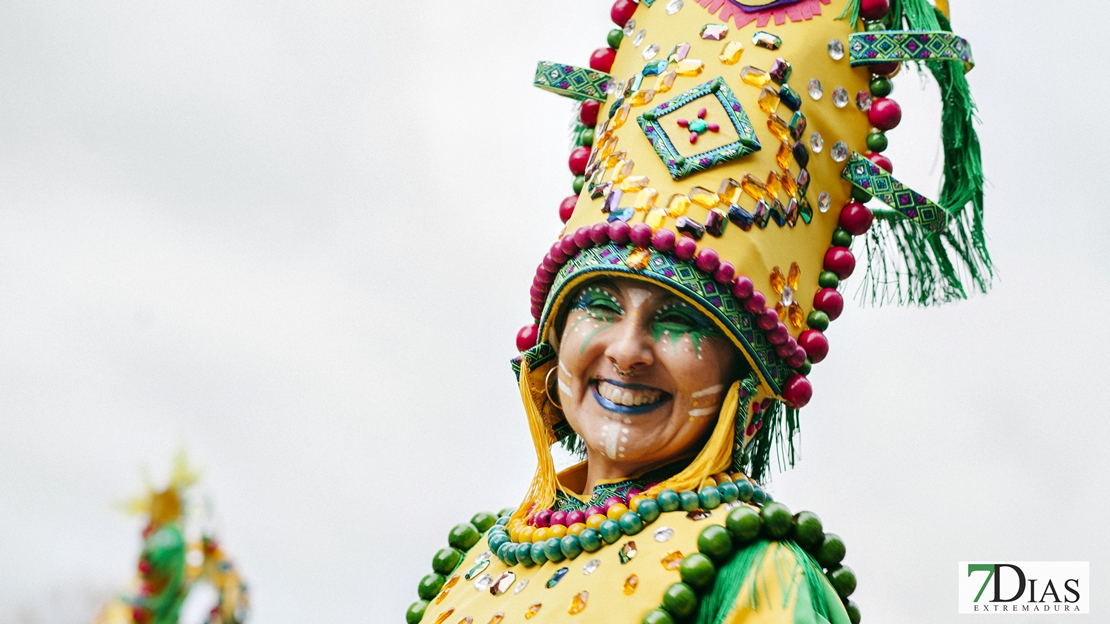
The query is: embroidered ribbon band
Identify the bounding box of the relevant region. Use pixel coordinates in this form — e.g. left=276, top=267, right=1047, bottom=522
left=849, top=31, right=974, bottom=73
left=534, top=61, right=612, bottom=102
left=841, top=153, right=948, bottom=233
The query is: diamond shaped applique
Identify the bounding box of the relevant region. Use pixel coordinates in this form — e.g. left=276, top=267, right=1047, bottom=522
left=637, top=77, right=761, bottom=180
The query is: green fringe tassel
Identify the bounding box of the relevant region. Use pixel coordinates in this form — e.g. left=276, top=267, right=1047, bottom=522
left=697, top=540, right=832, bottom=624
left=835, top=0, right=861, bottom=30
left=740, top=401, right=799, bottom=483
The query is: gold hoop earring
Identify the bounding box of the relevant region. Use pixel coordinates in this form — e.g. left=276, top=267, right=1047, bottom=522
left=545, top=367, right=563, bottom=409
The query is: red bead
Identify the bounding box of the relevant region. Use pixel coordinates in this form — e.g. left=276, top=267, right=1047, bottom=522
left=859, top=0, right=890, bottom=20
left=603, top=496, right=623, bottom=512
left=611, top=0, right=638, bottom=27
left=542, top=253, right=560, bottom=274
left=580, top=100, right=600, bottom=127
left=573, top=225, right=594, bottom=249
left=651, top=228, right=676, bottom=253
left=560, top=235, right=579, bottom=255
left=559, top=195, right=577, bottom=223
left=838, top=202, right=874, bottom=236
left=695, top=248, right=720, bottom=273
left=590, top=222, right=610, bottom=245
left=732, top=276, right=754, bottom=300
left=569, top=146, right=591, bottom=176
left=785, top=349, right=807, bottom=369
left=550, top=511, right=568, bottom=527
left=868, top=98, right=902, bottom=131
left=566, top=510, right=585, bottom=526
left=550, top=241, right=569, bottom=264
left=767, top=323, right=789, bottom=345
left=781, top=374, right=812, bottom=409
left=745, top=291, right=766, bottom=314
left=813, top=288, right=844, bottom=321
left=630, top=223, right=653, bottom=247
left=775, top=342, right=795, bottom=358
left=590, top=47, right=617, bottom=73
left=530, top=304, right=542, bottom=320
left=867, top=151, right=893, bottom=173
left=535, top=265, right=554, bottom=285
left=529, top=284, right=544, bottom=301
left=869, top=61, right=900, bottom=76
left=585, top=506, right=604, bottom=518
left=824, top=246, right=856, bottom=279
left=609, top=220, right=631, bottom=244
left=534, top=509, right=552, bottom=528
left=674, top=235, right=697, bottom=261
left=798, top=329, right=829, bottom=363
left=756, top=308, right=778, bottom=331
left=714, top=261, right=735, bottom=284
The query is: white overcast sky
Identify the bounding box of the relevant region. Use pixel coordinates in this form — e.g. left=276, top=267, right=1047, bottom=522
left=0, top=1, right=1107, bottom=622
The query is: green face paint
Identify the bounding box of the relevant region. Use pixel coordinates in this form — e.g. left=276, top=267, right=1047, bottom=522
left=571, top=287, right=622, bottom=353
left=651, top=301, right=722, bottom=357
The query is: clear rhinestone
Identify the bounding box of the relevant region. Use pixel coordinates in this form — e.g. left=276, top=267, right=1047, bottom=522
left=476, top=550, right=492, bottom=563
left=828, top=38, right=844, bottom=60
left=474, top=573, right=493, bottom=591
left=725, top=500, right=744, bottom=510
left=832, top=87, right=848, bottom=108
left=781, top=285, right=795, bottom=306
left=633, top=29, right=646, bottom=47
left=856, top=90, right=872, bottom=111
left=642, top=43, right=660, bottom=60
left=831, top=140, right=849, bottom=162
left=818, top=191, right=831, bottom=213
left=700, top=23, right=728, bottom=41
left=583, top=558, right=601, bottom=575
left=807, top=78, right=823, bottom=100
left=623, top=19, right=636, bottom=37
left=513, top=579, right=529, bottom=594
left=654, top=527, right=675, bottom=542
left=810, top=131, right=824, bottom=153
left=666, top=0, right=684, bottom=14
left=490, top=571, right=516, bottom=596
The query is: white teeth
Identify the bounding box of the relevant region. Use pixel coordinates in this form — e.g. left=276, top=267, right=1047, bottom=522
left=597, top=380, right=663, bottom=407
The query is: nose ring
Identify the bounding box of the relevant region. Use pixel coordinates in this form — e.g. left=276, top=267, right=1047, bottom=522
left=612, top=362, right=638, bottom=378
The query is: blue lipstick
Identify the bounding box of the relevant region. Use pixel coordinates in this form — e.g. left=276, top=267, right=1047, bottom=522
left=591, top=380, right=671, bottom=415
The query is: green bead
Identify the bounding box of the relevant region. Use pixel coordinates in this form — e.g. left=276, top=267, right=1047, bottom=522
left=497, top=541, right=518, bottom=566
left=831, top=228, right=853, bottom=248
left=828, top=564, right=857, bottom=599
left=869, top=76, right=893, bottom=97
left=607, top=28, right=624, bottom=49
left=637, top=499, right=661, bottom=523
left=846, top=599, right=861, bottom=624
left=530, top=541, right=548, bottom=565
left=726, top=506, right=762, bottom=543
left=642, top=111, right=657, bottom=122
left=807, top=310, right=830, bottom=332
left=560, top=534, right=583, bottom=559
left=498, top=507, right=515, bottom=518
left=405, top=600, right=429, bottom=624
left=599, top=519, right=623, bottom=544
left=698, top=486, right=722, bottom=510
left=578, top=127, right=595, bottom=148
left=416, top=573, right=445, bottom=600
left=795, top=359, right=812, bottom=375
left=545, top=537, right=566, bottom=562
left=679, top=552, right=717, bottom=591
left=579, top=528, right=603, bottom=552
left=487, top=533, right=509, bottom=553
left=431, top=547, right=463, bottom=575
left=760, top=502, right=793, bottom=539
left=818, top=271, right=840, bottom=289
left=717, top=481, right=739, bottom=503
left=470, top=511, right=497, bottom=533
left=735, top=480, right=754, bottom=501
left=662, top=582, right=699, bottom=619
left=851, top=186, right=872, bottom=202
left=751, top=487, right=767, bottom=505
left=572, top=175, right=585, bottom=194
left=641, top=608, right=677, bottom=624
left=679, top=490, right=701, bottom=512
left=619, top=511, right=644, bottom=535
left=866, top=131, right=888, bottom=153
left=447, top=523, right=480, bottom=551
left=816, top=533, right=846, bottom=569
left=516, top=542, right=535, bottom=567
left=656, top=489, right=681, bottom=512
left=697, top=524, right=734, bottom=562
left=793, top=511, right=824, bottom=552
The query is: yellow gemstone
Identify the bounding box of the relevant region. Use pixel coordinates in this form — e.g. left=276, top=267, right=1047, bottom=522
left=524, top=604, right=542, bottom=620
left=633, top=188, right=658, bottom=211
left=612, top=159, right=633, bottom=182
left=741, top=174, right=767, bottom=201
left=612, top=103, right=631, bottom=128
left=604, top=148, right=625, bottom=169
left=645, top=207, right=667, bottom=230
left=766, top=171, right=783, bottom=199
left=435, top=589, right=450, bottom=605
left=654, top=70, right=677, bottom=93
left=719, top=41, right=744, bottom=65
left=675, top=59, right=705, bottom=77
left=434, top=609, right=456, bottom=624
left=599, top=139, right=618, bottom=164
left=620, top=176, right=650, bottom=191
left=767, top=114, right=791, bottom=142
left=776, top=141, right=792, bottom=169
left=458, top=618, right=473, bottom=624
left=740, top=66, right=771, bottom=87
left=443, top=575, right=460, bottom=590
left=626, top=248, right=652, bottom=270
left=788, top=262, right=801, bottom=288
left=661, top=551, right=686, bottom=571
left=688, top=186, right=720, bottom=208
left=487, top=615, right=504, bottom=624
left=586, top=513, right=607, bottom=530
left=569, top=591, right=589, bottom=615
left=775, top=301, right=787, bottom=321
left=788, top=302, right=804, bottom=329
left=666, top=194, right=691, bottom=217
left=769, top=267, right=786, bottom=294
left=630, top=89, right=655, bottom=106
left=757, top=86, right=780, bottom=114
left=781, top=172, right=798, bottom=198
left=624, top=574, right=640, bottom=595
left=717, top=178, right=742, bottom=204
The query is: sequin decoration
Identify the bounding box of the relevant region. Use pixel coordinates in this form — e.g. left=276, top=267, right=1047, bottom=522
left=547, top=567, right=569, bottom=588
left=514, top=579, right=529, bottom=594
left=624, top=575, right=640, bottom=595
left=524, top=604, right=542, bottom=620
left=818, top=191, right=831, bottom=213
left=831, top=141, right=849, bottom=162
left=856, top=91, right=872, bottom=111
left=666, top=0, right=684, bottom=14
left=619, top=541, right=638, bottom=564
left=701, top=24, right=728, bottom=41
left=643, top=44, right=660, bottom=60
left=828, top=38, right=844, bottom=60
left=807, top=78, right=823, bottom=100
left=654, top=526, right=675, bottom=542
left=474, top=574, right=493, bottom=592
left=583, top=559, right=601, bottom=575
left=491, top=571, right=516, bottom=596
left=752, top=31, right=781, bottom=50
left=661, top=551, right=686, bottom=570
left=569, top=591, right=589, bottom=615
left=832, top=87, right=848, bottom=108
left=465, top=559, right=490, bottom=580
left=810, top=131, right=824, bottom=153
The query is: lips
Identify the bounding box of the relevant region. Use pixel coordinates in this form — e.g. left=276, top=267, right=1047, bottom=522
left=591, top=379, right=671, bottom=415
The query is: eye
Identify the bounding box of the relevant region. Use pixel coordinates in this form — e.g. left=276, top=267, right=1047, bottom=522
left=573, top=288, right=623, bottom=320
left=653, top=303, right=718, bottom=334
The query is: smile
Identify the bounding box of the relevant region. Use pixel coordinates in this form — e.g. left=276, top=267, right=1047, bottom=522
left=592, top=379, right=671, bottom=415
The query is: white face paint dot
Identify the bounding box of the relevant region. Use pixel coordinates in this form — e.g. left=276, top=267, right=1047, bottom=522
left=623, top=418, right=632, bottom=425
left=621, top=428, right=630, bottom=434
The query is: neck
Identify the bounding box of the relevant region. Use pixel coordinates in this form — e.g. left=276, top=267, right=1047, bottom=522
left=577, top=450, right=691, bottom=495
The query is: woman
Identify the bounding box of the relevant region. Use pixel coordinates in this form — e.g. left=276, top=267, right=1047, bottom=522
left=407, top=0, right=987, bottom=621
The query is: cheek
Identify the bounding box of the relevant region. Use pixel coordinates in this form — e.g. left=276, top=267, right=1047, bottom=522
left=660, top=335, right=736, bottom=390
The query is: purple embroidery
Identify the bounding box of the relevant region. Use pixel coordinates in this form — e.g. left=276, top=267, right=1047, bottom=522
left=728, top=0, right=805, bottom=12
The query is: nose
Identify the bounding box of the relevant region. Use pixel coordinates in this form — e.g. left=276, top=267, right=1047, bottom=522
left=604, top=314, right=655, bottom=376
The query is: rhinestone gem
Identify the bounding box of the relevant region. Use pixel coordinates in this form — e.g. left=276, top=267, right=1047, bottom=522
left=514, top=579, right=529, bottom=594
left=569, top=591, right=589, bottom=615
left=524, top=603, right=542, bottom=620
left=491, top=571, right=516, bottom=596
left=741, top=173, right=766, bottom=200
left=700, top=23, right=728, bottom=40
left=476, top=551, right=492, bottom=563
left=856, top=90, right=872, bottom=111
left=583, top=558, right=601, bottom=575
left=831, top=140, right=849, bottom=162
left=661, top=551, right=686, bottom=570
left=740, top=66, right=771, bottom=87
left=818, top=191, right=831, bottom=213
left=767, top=114, right=791, bottom=143
left=624, top=574, right=640, bottom=595
left=757, top=86, right=779, bottom=114
left=705, top=208, right=728, bottom=236
left=688, top=186, right=719, bottom=208
left=623, top=19, right=636, bottom=37
left=643, top=44, right=660, bottom=60
left=832, top=86, right=848, bottom=108
left=642, top=60, right=668, bottom=76
left=687, top=510, right=712, bottom=520
left=654, top=526, right=675, bottom=542
left=675, top=59, right=704, bottom=77
left=796, top=168, right=811, bottom=194
left=828, top=38, right=844, bottom=60
left=766, top=171, right=783, bottom=199
left=769, top=58, right=792, bottom=84
left=776, top=142, right=792, bottom=169
left=675, top=216, right=705, bottom=240
left=634, top=187, right=656, bottom=212
left=474, top=573, right=493, bottom=591
left=717, top=178, right=742, bottom=204
left=633, top=29, right=646, bottom=46
left=546, top=567, right=569, bottom=588
left=666, top=0, right=684, bottom=14
left=810, top=131, right=824, bottom=153
left=719, top=41, right=744, bottom=65
left=778, top=84, right=801, bottom=112
left=654, top=70, right=677, bottom=93
left=728, top=204, right=754, bottom=230
left=781, top=285, right=795, bottom=306
left=668, top=43, right=691, bottom=62
left=465, top=559, right=490, bottom=580
left=752, top=31, right=782, bottom=50
left=789, top=111, right=807, bottom=141
left=619, top=540, right=638, bottom=564
left=433, top=609, right=455, bottom=624
left=626, top=248, right=652, bottom=270
left=666, top=194, right=690, bottom=217
left=487, top=614, right=505, bottom=624
left=645, top=206, right=667, bottom=229
left=807, top=78, right=823, bottom=100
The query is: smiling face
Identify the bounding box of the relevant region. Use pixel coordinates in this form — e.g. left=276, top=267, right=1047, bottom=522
left=554, top=276, right=743, bottom=480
